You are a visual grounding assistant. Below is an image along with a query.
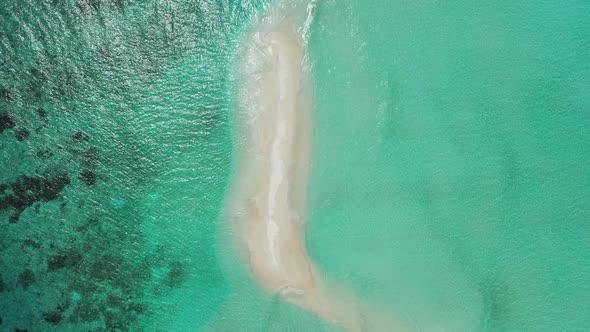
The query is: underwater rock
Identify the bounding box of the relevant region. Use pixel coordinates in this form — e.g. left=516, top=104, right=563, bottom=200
left=79, top=170, right=96, bottom=186
left=107, top=294, right=124, bottom=308
left=73, top=131, right=89, bottom=141
left=1, top=87, right=15, bottom=102
left=15, top=128, right=30, bottom=141
left=42, top=311, right=63, bottom=325
left=28, top=80, right=44, bottom=101
left=89, top=255, right=123, bottom=281
left=74, top=216, right=99, bottom=232
left=70, top=277, right=99, bottom=299
left=30, top=68, right=47, bottom=81
left=104, top=310, right=128, bottom=331
left=48, top=250, right=82, bottom=271
left=74, top=300, right=101, bottom=322
left=17, top=269, right=35, bottom=289
left=81, top=148, right=99, bottom=166
left=37, top=108, right=48, bottom=119
left=165, top=261, right=186, bottom=288
left=97, top=47, right=109, bottom=59
left=22, top=239, right=41, bottom=249
left=89, top=255, right=138, bottom=292
left=128, top=302, right=146, bottom=314
left=77, top=0, right=108, bottom=15
left=0, top=174, right=70, bottom=222
left=0, top=274, right=5, bottom=292
left=36, top=149, right=54, bottom=159
left=14, top=328, right=28, bottom=332
left=0, top=112, right=16, bottom=133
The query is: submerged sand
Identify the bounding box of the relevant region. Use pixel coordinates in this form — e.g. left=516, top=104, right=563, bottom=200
left=227, top=5, right=412, bottom=332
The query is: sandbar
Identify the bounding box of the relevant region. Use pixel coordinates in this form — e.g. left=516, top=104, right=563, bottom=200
left=227, top=6, right=411, bottom=332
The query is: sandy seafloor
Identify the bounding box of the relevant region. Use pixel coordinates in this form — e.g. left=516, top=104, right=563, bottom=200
left=1, top=0, right=590, bottom=331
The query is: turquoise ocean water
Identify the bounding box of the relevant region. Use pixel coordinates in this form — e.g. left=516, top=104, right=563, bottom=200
left=1, top=0, right=589, bottom=331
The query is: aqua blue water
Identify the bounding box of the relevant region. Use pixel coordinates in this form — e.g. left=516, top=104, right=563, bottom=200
left=306, top=1, right=590, bottom=330
left=1, top=0, right=589, bottom=331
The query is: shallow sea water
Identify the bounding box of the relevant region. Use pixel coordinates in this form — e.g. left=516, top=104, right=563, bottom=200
left=1, top=0, right=589, bottom=331
left=306, top=0, right=590, bottom=331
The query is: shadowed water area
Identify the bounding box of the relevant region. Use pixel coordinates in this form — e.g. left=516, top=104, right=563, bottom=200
left=1, top=0, right=589, bottom=331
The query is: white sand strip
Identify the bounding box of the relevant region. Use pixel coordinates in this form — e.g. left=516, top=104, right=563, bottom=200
left=227, top=4, right=412, bottom=331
